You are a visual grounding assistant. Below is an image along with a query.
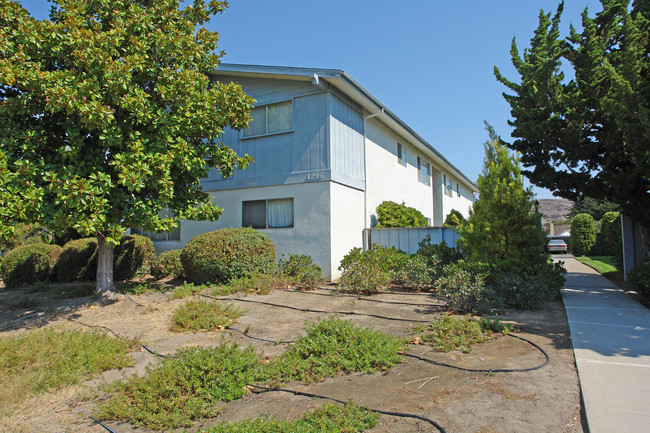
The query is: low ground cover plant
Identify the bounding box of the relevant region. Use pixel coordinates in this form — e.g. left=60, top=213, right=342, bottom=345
left=277, top=253, right=322, bottom=289
left=181, top=228, right=275, bottom=284
left=413, top=315, right=512, bottom=353
left=171, top=300, right=244, bottom=332
left=170, top=281, right=210, bottom=299
left=216, top=272, right=293, bottom=296
left=203, top=402, right=378, bottom=433
left=263, top=316, right=406, bottom=384
left=0, top=243, right=62, bottom=289
left=0, top=329, right=134, bottom=412
left=99, top=342, right=260, bottom=429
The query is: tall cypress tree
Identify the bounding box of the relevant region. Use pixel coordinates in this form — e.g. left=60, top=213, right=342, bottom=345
left=495, top=0, right=650, bottom=253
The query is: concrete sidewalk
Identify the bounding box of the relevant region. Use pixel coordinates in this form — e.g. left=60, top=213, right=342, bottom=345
left=561, top=258, right=650, bottom=433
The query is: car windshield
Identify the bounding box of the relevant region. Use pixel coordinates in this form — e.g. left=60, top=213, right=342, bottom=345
left=548, top=240, right=565, bottom=245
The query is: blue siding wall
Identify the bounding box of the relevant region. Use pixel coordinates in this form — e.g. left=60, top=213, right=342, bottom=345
left=202, top=75, right=365, bottom=191
left=329, top=93, right=364, bottom=189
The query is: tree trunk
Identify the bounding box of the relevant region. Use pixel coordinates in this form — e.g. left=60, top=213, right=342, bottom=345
left=96, top=233, right=115, bottom=296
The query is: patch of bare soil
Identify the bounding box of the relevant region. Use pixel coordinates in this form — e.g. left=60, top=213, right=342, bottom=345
left=0, top=284, right=584, bottom=433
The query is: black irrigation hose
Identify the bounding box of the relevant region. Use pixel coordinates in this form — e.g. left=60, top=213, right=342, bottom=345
left=65, top=400, right=117, bottom=433
left=228, top=326, right=294, bottom=344
left=202, top=294, right=432, bottom=324
left=246, top=383, right=448, bottom=433
left=285, top=289, right=446, bottom=308
left=123, top=293, right=144, bottom=307
left=404, top=333, right=550, bottom=373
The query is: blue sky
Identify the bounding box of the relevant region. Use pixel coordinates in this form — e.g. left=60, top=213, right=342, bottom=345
left=17, top=0, right=601, bottom=199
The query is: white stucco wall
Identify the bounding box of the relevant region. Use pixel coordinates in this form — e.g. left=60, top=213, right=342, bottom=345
left=365, top=118, right=435, bottom=227
left=329, top=182, right=365, bottom=280
left=439, top=172, right=475, bottom=220
left=153, top=182, right=334, bottom=279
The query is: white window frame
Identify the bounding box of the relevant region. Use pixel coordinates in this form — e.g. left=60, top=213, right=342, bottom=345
left=242, top=100, right=293, bottom=138
left=417, top=156, right=430, bottom=185
left=242, top=198, right=294, bottom=229
left=444, top=174, right=453, bottom=197
left=397, top=142, right=406, bottom=166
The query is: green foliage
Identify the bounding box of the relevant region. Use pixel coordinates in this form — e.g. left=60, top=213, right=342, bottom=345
left=0, top=329, right=134, bottom=411
left=338, top=246, right=409, bottom=294
left=495, top=2, right=650, bottom=243
left=0, top=223, right=50, bottom=251
left=600, top=212, right=622, bottom=259
left=218, top=272, right=293, bottom=296
left=575, top=256, right=620, bottom=276
left=444, top=209, right=465, bottom=227
left=417, top=236, right=462, bottom=278
left=171, top=300, right=244, bottom=332
left=629, top=257, right=650, bottom=300
left=170, top=281, right=209, bottom=299
left=488, top=264, right=565, bottom=310
left=203, top=402, right=378, bottom=433
left=119, top=281, right=169, bottom=295
left=570, top=213, right=597, bottom=256
left=375, top=201, right=428, bottom=228
left=181, top=228, right=276, bottom=284
left=99, top=342, right=259, bottom=429
left=436, top=260, right=494, bottom=313
left=53, top=238, right=98, bottom=282
left=113, top=235, right=156, bottom=280
left=278, top=254, right=322, bottom=289
left=571, top=198, right=620, bottom=222
left=151, top=249, right=183, bottom=280
left=413, top=315, right=511, bottom=353
left=403, top=255, right=432, bottom=290
left=0, top=0, right=254, bottom=292
left=459, top=124, right=549, bottom=273
left=263, top=316, right=405, bottom=384
left=0, top=243, right=62, bottom=289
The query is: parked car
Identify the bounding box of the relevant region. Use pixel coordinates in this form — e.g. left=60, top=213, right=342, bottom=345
left=547, top=239, right=568, bottom=254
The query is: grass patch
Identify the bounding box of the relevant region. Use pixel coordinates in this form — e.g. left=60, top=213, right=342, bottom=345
left=118, top=281, right=169, bottom=295
left=263, top=316, right=406, bottom=384
left=98, top=342, right=260, bottom=429
left=169, top=281, right=209, bottom=299
left=575, top=256, right=621, bottom=277
left=203, top=402, right=378, bottom=433
left=413, top=315, right=512, bottom=353
left=170, top=300, right=244, bottom=332
left=0, top=329, right=135, bottom=413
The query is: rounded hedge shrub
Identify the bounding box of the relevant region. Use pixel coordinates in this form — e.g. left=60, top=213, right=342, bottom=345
left=152, top=250, right=184, bottom=280
left=570, top=213, right=596, bottom=256
left=114, top=235, right=156, bottom=280
left=54, top=238, right=98, bottom=282
left=181, top=228, right=276, bottom=284
left=1, top=243, right=62, bottom=289
left=375, top=201, right=428, bottom=228
left=600, top=211, right=622, bottom=258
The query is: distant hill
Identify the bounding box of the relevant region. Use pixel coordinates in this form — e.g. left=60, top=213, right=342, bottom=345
left=538, top=199, right=573, bottom=223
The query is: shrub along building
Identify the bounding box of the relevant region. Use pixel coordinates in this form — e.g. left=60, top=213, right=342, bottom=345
left=143, top=64, right=477, bottom=279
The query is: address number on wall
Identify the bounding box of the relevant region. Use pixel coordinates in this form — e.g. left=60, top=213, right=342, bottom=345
left=306, top=172, right=325, bottom=181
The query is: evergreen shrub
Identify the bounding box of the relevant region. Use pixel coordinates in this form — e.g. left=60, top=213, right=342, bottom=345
left=181, top=228, right=275, bottom=284
left=277, top=254, right=322, bottom=289
left=444, top=209, right=465, bottom=227
left=152, top=250, right=183, bottom=279
left=0, top=243, right=62, bottom=289
left=113, top=235, right=156, bottom=280
left=375, top=201, right=428, bottom=228
left=600, top=211, right=622, bottom=259
left=570, top=213, right=597, bottom=256
left=53, top=238, right=98, bottom=282
left=629, top=257, right=650, bottom=300
left=338, top=246, right=410, bottom=293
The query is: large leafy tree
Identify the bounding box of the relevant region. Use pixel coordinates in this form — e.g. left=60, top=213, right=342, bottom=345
left=0, top=0, right=253, bottom=294
left=494, top=0, right=650, bottom=253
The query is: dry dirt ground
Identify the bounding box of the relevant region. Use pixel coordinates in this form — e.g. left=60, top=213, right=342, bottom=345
left=0, top=283, right=585, bottom=433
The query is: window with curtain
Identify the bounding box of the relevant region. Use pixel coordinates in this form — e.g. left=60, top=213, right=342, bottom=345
left=243, top=100, right=292, bottom=137
left=131, top=208, right=180, bottom=241
left=242, top=198, right=294, bottom=229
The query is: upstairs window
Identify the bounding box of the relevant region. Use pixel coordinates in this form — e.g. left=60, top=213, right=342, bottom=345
left=417, top=156, right=430, bottom=185
left=397, top=142, right=406, bottom=166
left=243, top=100, right=292, bottom=137
left=444, top=174, right=453, bottom=197
left=243, top=198, right=294, bottom=229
